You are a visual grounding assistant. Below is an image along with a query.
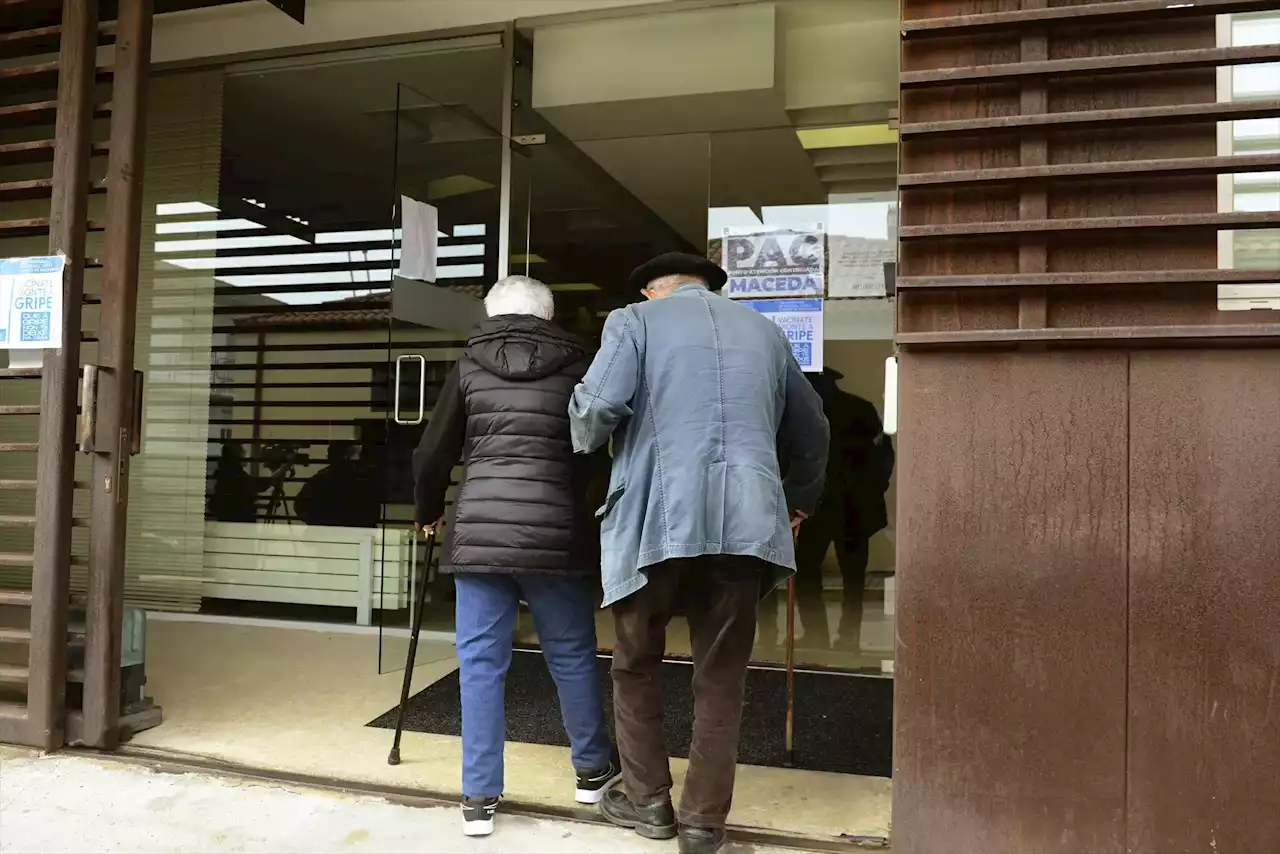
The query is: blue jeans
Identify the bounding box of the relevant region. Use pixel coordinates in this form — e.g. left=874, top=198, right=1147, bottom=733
left=454, top=573, right=612, bottom=799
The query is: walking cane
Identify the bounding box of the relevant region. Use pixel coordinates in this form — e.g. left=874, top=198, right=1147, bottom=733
left=784, top=530, right=797, bottom=768
left=388, top=526, right=437, bottom=766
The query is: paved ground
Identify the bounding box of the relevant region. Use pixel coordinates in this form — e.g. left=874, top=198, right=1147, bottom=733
left=0, top=750, right=801, bottom=853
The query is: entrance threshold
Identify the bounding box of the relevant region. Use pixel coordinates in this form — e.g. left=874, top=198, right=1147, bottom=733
left=94, top=745, right=891, bottom=852
left=129, top=614, right=891, bottom=845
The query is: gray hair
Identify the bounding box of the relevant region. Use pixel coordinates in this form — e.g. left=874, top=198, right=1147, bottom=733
left=484, top=275, right=554, bottom=320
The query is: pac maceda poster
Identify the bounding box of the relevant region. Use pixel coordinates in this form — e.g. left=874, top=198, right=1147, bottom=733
left=722, top=227, right=825, bottom=299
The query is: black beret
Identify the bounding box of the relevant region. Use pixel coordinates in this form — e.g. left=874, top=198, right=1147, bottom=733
left=628, top=252, right=728, bottom=291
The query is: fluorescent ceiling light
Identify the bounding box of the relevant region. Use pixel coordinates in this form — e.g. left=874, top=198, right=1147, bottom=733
left=510, top=254, right=546, bottom=264
left=314, top=228, right=450, bottom=244
left=454, top=224, right=486, bottom=238
left=154, top=235, right=308, bottom=253
left=156, top=201, right=219, bottom=216
left=218, top=270, right=394, bottom=287
left=267, top=288, right=391, bottom=306
left=155, top=218, right=266, bottom=235
left=161, top=249, right=400, bottom=271
left=439, top=244, right=485, bottom=258
left=316, top=229, right=403, bottom=245
left=797, top=124, right=898, bottom=150
left=549, top=283, right=600, bottom=292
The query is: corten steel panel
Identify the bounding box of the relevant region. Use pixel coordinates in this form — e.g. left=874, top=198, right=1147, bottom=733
left=896, top=0, right=1280, bottom=851
left=893, top=351, right=1129, bottom=854
left=896, top=0, right=1279, bottom=346
left=1127, top=351, right=1280, bottom=854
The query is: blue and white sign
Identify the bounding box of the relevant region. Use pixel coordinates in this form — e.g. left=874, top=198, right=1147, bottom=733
left=0, top=255, right=65, bottom=350
left=723, top=227, right=825, bottom=299
left=743, top=298, right=824, bottom=372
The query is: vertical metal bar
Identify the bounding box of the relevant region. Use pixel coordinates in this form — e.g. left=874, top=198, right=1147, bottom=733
left=28, top=0, right=100, bottom=752
left=83, top=0, right=152, bottom=750
left=496, top=21, right=516, bottom=280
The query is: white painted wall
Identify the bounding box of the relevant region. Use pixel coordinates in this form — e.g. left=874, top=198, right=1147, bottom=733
left=532, top=4, right=778, bottom=108
left=781, top=5, right=898, bottom=111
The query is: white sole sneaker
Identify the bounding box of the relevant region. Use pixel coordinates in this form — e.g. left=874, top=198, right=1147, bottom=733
left=461, top=798, right=498, bottom=836
left=462, top=818, right=494, bottom=837
left=574, top=771, right=622, bottom=805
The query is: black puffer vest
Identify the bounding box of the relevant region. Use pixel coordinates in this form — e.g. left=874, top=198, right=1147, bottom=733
left=441, top=315, right=597, bottom=576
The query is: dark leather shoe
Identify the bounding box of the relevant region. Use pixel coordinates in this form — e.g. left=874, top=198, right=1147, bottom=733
left=599, top=786, right=677, bottom=840
left=678, top=825, right=727, bottom=854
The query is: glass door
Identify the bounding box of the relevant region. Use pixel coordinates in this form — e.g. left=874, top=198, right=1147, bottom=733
left=505, top=31, right=715, bottom=657
left=375, top=61, right=507, bottom=673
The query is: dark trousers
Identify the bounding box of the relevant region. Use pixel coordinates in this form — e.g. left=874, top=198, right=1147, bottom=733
left=611, top=556, right=763, bottom=829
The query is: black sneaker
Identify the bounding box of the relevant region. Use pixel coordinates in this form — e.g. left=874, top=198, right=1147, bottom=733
left=679, top=825, right=727, bottom=854
left=599, top=785, right=677, bottom=840
left=460, top=795, right=499, bottom=837
left=574, top=757, right=622, bottom=805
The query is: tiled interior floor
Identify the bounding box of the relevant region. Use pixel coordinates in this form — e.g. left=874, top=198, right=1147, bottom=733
left=131, top=618, right=891, bottom=844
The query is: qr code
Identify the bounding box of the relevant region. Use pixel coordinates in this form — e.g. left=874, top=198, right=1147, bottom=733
left=791, top=342, right=812, bottom=365
left=19, top=312, right=50, bottom=344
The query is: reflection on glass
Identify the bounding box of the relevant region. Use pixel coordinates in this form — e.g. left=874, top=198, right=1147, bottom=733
left=1221, top=11, right=1280, bottom=311
left=122, top=36, right=509, bottom=655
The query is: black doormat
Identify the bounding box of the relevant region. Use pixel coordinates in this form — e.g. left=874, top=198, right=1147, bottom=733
left=368, top=651, right=892, bottom=777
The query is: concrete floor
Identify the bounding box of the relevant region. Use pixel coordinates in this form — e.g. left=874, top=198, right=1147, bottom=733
left=0, top=749, right=809, bottom=854
left=126, top=618, right=892, bottom=845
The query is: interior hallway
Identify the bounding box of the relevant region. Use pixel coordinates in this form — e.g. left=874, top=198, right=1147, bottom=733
left=127, top=618, right=891, bottom=846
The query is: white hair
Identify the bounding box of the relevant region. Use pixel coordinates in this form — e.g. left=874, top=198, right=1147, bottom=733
left=484, top=275, right=554, bottom=320
left=647, top=273, right=706, bottom=292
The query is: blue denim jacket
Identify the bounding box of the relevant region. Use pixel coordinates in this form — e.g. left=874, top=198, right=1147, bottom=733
left=568, top=284, right=830, bottom=607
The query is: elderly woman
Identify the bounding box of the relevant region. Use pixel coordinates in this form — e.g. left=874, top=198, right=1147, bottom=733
left=412, top=275, right=617, bottom=837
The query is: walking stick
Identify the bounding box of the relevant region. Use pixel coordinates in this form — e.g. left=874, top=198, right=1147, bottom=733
left=388, top=527, right=437, bottom=766
left=784, top=527, right=798, bottom=768
left=784, top=573, right=796, bottom=767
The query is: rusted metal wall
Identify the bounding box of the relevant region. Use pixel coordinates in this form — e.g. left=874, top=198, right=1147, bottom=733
left=894, top=1, right=1280, bottom=852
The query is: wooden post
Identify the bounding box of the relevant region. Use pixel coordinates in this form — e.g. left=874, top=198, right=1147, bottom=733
left=27, top=0, right=100, bottom=752
left=83, top=0, right=152, bottom=750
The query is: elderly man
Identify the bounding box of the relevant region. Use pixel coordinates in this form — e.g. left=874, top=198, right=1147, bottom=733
left=569, top=253, right=829, bottom=854
left=413, top=275, right=617, bottom=837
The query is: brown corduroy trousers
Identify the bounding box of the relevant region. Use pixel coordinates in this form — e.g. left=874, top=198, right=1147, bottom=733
left=610, top=555, right=764, bottom=829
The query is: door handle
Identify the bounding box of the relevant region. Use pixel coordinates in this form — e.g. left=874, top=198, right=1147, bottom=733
left=393, top=355, right=426, bottom=425
left=883, top=355, right=898, bottom=436
left=131, top=370, right=144, bottom=455
left=78, top=365, right=98, bottom=454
